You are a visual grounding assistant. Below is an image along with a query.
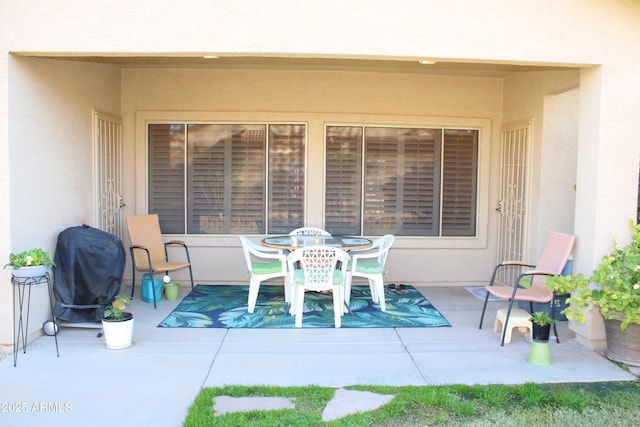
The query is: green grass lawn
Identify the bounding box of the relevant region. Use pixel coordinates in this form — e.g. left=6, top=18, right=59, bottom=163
left=184, top=380, right=639, bottom=426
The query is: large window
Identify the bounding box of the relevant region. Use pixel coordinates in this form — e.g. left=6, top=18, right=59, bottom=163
left=148, top=123, right=305, bottom=234
left=325, top=125, right=478, bottom=237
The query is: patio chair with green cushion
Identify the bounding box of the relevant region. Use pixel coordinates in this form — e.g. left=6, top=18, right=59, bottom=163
left=287, top=246, right=350, bottom=328
left=288, top=227, right=331, bottom=236
left=239, top=235, right=289, bottom=313
left=125, top=214, right=195, bottom=309
left=345, top=234, right=395, bottom=312
left=478, top=231, right=576, bottom=346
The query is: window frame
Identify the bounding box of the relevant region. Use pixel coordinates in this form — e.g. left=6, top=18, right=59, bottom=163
left=321, top=117, right=489, bottom=249
left=136, top=111, right=490, bottom=250
left=145, top=118, right=307, bottom=236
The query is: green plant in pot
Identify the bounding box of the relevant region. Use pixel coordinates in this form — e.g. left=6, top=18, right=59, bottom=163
left=547, top=220, right=640, bottom=366
left=529, top=311, right=557, bottom=342
left=102, top=294, right=134, bottom=350
left=103, top=294, right=132, bottom=321
left=4, top=248, right=55, bottom=279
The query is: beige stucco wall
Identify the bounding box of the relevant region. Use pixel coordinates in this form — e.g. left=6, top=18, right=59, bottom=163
left=122, top=68, right=503, bottom=286
left=0, top=57, right=121, bottom=347
left=502, top=71, right=580, bottom=258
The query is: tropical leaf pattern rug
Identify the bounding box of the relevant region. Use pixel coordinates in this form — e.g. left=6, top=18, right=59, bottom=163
left=158, top=284, right=450, bottom=328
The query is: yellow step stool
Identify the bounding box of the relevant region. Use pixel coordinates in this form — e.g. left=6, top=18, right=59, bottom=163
left=494, top=308, right=532, bottom=344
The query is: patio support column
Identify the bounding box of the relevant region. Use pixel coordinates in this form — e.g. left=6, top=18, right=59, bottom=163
left=570, top=64, right=640, bottom=350
left=0, top=12, right=15, bottom=349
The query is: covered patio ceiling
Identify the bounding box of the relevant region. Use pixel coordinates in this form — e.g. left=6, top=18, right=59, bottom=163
left=14, top=53, right=577, bottom=77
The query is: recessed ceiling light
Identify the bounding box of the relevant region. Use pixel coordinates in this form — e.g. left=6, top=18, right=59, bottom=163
left=203, top=55, right=218, bottom=59
left=419, top=60, right=436, bottom=65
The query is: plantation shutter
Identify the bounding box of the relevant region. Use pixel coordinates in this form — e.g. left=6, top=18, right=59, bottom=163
left=325, top=126, right=363, bottom=235
left=441, top=129, right=478, bottom=236
left=148, top=124, right=185, bottom=234
left=187, top=124, right=266, bottom=234
left=230, top=127, right=266, bottom=233
left=363, top=128, right=399, bottom=234
left=267, top=124, right=306, bottom=234
left=364, top=128, right=441, bottom=235
left=401, top=129, right=441, bottom=235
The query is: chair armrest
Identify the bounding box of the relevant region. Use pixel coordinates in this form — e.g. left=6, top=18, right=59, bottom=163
left=164, top=240, right=191, bottom=263
left=486, top=260, right=536, bottom=287
left=248, top=246, right=286, bottom=261
left=350, top=249, right=387, bottom=272
left=129, top=245, right=153, bottom=270
left=351, top=251, right=380, bottom=261
left=515, top=270, right=558, bottom=292
left=521, top=269, right=556, bottom=277
left=499, top=260, right=536, bottom=268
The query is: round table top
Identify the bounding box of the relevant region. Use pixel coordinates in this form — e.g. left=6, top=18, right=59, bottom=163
left=261, top=235, right=372, bottom=251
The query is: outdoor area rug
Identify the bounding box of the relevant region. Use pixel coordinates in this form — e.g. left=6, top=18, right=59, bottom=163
left=158, top=284, right=451, bottom=329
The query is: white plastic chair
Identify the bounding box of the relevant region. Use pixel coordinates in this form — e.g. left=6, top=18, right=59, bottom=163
left=288, top=227, right=331, bottom=236
left=345, top=234, right=395, bottom=312
left=238, top=235, right=288, bottom=313
left=287, top=246, right=350, bottom=328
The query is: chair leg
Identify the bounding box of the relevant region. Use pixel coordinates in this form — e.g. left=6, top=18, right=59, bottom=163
left=501, top=299, right=516, bottom=346
left=344, top=272, right=353, bottom=307
left=373, top=277, right=386, bottom=311
left=551, top=294, right=560, bottom=343
left=479, top=290, right=490, bottom=329
left=150, top=268, right=157, bottom=309
left=288, top=286, right=295, bottom=315
left=283, top=278, right=290, bottom=305
left=247, top=277, right=260, bottom=314
left=479, top=265, right=502, bottom=329
left=369, top=279, right=379, bottom=303
left=130, top=264, right=136, bottom=299
left=187, top=265, right=195, bottom=300
left=295, top=287, right=305, bottom=328
left=333, top=287, right=342, bottom=328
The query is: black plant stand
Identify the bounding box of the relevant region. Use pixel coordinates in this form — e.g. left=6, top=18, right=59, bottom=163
left=12, top=273, right=59, bottom=367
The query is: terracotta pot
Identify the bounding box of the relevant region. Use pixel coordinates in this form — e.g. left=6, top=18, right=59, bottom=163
left=604, top=318, right=640, bottom=367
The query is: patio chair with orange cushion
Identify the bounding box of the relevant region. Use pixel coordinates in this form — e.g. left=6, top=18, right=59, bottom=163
left=478, top=231, right=576, bottom=346
left=125, top=214, right=194, bottom=308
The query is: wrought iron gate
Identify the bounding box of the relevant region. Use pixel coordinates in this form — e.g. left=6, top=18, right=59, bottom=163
left=495, top=120, right=532, bottom=284
left=93, top=110, right=125, bottom=239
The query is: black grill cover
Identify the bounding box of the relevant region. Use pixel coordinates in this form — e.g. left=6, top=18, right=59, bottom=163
left=53, top=225, right=125, bottom=322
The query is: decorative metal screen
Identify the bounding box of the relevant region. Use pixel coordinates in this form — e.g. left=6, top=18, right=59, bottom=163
left=93, top=110, right=124, bottom=239
left=496, top=121, right=531, bottom=285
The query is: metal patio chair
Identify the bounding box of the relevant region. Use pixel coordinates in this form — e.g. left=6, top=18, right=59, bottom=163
left=478, top=231, right=576, bottom=346
left=125, top=214, right=194, bottom=308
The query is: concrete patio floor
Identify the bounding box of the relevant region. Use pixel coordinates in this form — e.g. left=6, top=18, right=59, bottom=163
left=0, top=285, right=636, bottom=426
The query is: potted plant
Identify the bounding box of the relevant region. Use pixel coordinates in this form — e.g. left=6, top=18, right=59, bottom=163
left=101, top=294, right=134, bottom=349
left=4, top=248, right=55, bottom=279
left=526, top=311, right=557, bottom=366
left=529, top=311, right=557, bottom=342
left=547, top=220, right=640, bottom=366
